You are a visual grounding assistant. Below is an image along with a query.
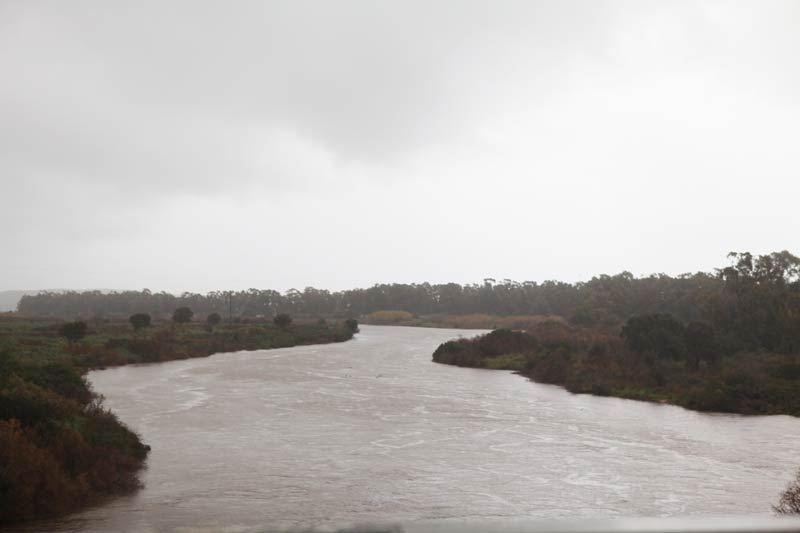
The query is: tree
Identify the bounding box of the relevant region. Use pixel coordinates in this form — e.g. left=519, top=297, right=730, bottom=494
left=129, top=313, right=151, bottom=331
left=775, top=468, right=800, bottom=515
left=344, top=318, right=359, bottom=333
left=717, top=251, right=800, bottom=351
left=172, top=307, right=194, bottom=325
left=206, top=313, right=221, bottom=328
left=273, top=313, right=292, bottom=329
left=59, top=321, right=87, bottom=343
left=621, top=314, right=686, bottom=360
left=684, top=321, right=718, bottom=369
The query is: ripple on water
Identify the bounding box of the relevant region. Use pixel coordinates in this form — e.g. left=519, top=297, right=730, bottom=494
left=49, top=325, right=800, bottom=533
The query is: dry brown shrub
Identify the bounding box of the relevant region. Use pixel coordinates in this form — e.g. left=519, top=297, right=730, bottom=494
left=0, top=420, right=77, bottom=523
left=425, top=314, right=569, bottom=330
left=440, top=314, right=495, bottom=328
left=362, top=310, right=415, bottom=324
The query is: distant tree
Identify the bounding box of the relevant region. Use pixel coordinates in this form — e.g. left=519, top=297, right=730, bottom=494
left=129, top=313, right=151, bottom=331
left=59, top=321, right=88, bottom=343
left=775, top=468, right=800, bottom=515
left=172, top=307, right=194, bottom=325
left=273, top=313, right=292, bottom=329
left=621, top=313, right=686, bottom=360
left=206, top=313, right=221, bottom=328
left=344, top=318, right=359, bottom=333
left=684, top=321, right=718, bottom=369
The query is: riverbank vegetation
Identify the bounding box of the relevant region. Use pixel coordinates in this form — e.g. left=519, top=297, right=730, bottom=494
left=775, top=469, right=800, bottom=515
left=0, top=351, right=148, bottom=524
left=0, top=313, right=357, bottom=524
left=433, top=251, right=800, bottom=417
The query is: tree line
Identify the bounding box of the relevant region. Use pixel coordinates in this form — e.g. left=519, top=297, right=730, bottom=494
left=17, top=274, right=713, bottom=323
left=17, top=251, right=800, bottom=352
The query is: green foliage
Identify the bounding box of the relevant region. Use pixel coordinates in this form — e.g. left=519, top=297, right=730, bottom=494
left=206, top=312, right=222, bottom=327
left=172, top=307, right=193, bottom=324
left=59, top=321, right=87, bottom=343
left=344, top=318, right=359, bottom=333
left=129, top=313, right=151, bottom=331
left=0, top=376, right=76, bottom=426
left=433, top=330, right=538, bottom=370
left=477, top=329, right=537, bottom=356
left=715, top=251, right=800, bottom=352
left=621, top=314, right=686, bottom=360
left=433, top=338, right=484, bottom=367
left=80, top=405, right=149, bottom=460
left=273, top=313, right=293, bottom=329
left=684, top=321, right=719, bottom=368
left=484, top=353, right=527, bottom=370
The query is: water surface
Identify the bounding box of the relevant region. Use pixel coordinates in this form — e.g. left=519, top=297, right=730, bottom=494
left=41, top=326, right=800, bottom=531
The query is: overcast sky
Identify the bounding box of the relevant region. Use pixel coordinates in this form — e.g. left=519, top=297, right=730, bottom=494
left=1, top=1, right=799, bottom=293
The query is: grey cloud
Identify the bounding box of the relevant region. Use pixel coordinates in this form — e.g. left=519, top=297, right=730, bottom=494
left=1, top=1, right=613, bottom=179
left=1, top=1, right=799, bottom=292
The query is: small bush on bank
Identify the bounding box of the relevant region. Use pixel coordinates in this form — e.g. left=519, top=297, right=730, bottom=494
left=775, top=469, right=800, bottom=515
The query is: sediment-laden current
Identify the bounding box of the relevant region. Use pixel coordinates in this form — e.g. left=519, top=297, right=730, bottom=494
left=36, top=326, right=800, bottom=531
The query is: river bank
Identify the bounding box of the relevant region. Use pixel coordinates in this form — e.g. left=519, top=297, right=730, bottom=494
left=21, top=325, right=800, bottom=531
left=432, top=327, right=800, bottom=417
left=0, top=314, right=356, bottom=525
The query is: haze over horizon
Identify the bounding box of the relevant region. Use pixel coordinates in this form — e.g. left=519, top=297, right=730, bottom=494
left=2, top=1, right=799, bottom=294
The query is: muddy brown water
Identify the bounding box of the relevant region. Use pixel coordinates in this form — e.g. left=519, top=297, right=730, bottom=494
left=30, top=325, right=800, bottom=531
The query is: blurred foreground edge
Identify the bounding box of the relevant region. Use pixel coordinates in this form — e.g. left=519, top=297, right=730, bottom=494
left=324, top=517, right=800, bottom=533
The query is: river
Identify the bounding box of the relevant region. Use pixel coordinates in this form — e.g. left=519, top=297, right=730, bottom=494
left=36, top=325, right=800, bottom=531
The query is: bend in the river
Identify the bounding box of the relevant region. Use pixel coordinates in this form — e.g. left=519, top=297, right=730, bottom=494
left=30, top=325, right=800, bottom=531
